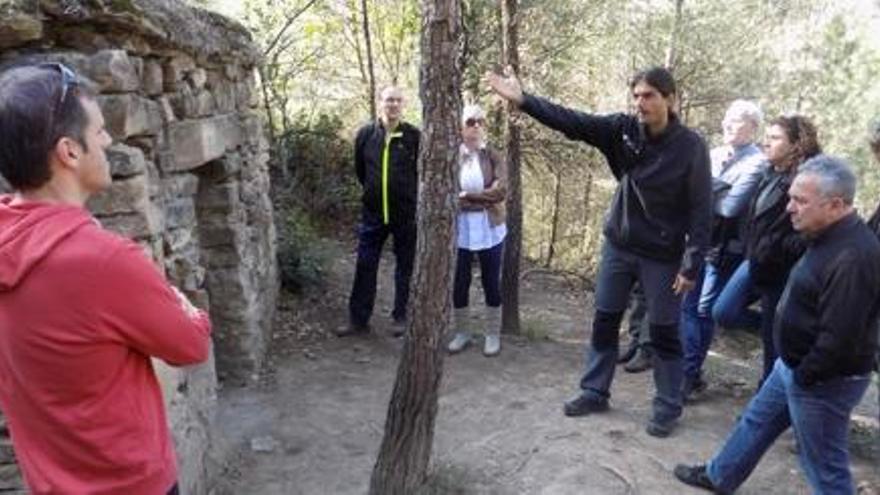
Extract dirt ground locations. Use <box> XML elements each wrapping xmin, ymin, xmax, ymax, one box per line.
<box><xmin>211</xmin><ymin>239</ymin><xmax>880</xmax><ymax>495</ymax></box>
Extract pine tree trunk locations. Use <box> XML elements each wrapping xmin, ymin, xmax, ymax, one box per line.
<box><xmin>664</xmin><ymin>0</ymin><xmax>684</xmax><ymax>70</ymax></box>
<box><xmin>360</xmin><ymin>0</ymin><xmax>377</xmax><ymax>121</ymax></box>
<box><xmin>546</xmin><ymin>170</ymin><xmax>562</xmax><ymax>268</ymax></box>
<box><xmin>500</xmin><ymin>0</ymin><xmax>522</xmax><ymax>335</ymax></box>
<box><xmin>368</xmin><ymin>1</ymin><xmax>462</xmax><ymax>493</ymax></box>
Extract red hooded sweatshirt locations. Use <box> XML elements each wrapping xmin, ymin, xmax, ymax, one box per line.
<box><xmin>0</xmin><ymin>196</ymin><xmax>212</xmax><ymax>494</ymax></box>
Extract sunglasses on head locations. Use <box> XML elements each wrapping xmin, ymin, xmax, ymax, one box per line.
<box><xmin>465</xmin><ymin>118</ymin><xmax>485</xmax><ymax>128</ymax></box>
<box><xmin>38</xmin><ymin>62</ymin><xmax>79</xmax><ymax>111</ymax></box>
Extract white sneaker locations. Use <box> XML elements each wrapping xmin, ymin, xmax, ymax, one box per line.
<box><xmin>447</xmin><ymin>332</ymin><xmax>472</xmax><ymax>354</ymax></box>
<box><xmin>483</xmin><ymin>334</ymin><xmax>501</xmax><ymax>357</ymax></box>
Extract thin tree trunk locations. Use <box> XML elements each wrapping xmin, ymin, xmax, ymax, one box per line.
<box><xmin>344</xmin><ymin>0</ymin><xmax>371</xmax><ymax>116</ymax></box>
<box><xmin>368</xmin><ymin>1</ymin><xmax>461</xmax><ymax>493</ymax></box>
<box><xmin>361</xmin><ymin>0</ymin><xmax>377</xmax><ymax>120</ymax></box>
<box><xmin>500</xmin><ymin>0</ymin><xmax>521</xmax><ymax>335</ymax></box>
<box><xmin>258</xmin><ymin>66</ymin><xmax>276</xmax><ymax>145</ymax></box>
<box><xmin>546</xmin><ymin>169</ymin><xmax>562</xmax><ymax>268</ymax></box>
<box><xmin>581</xmin><ymin>167</ymin><xmax>594</xmax><ymax>258</ymax></box>
<box><xmin>664</xmin><ymin>0</ymin><xmax>684</xmax><ymax>70</ymax></box>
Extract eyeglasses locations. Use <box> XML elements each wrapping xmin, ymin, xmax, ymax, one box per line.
<box><xmin>39</xmin><ymin>63</ymin><xmax>79</xmax><ymax>112</ymax></box>
<box><xmin>465</xmin><ymin>118</ymin><xmax>485</xmax><ymax>128</ymax></box>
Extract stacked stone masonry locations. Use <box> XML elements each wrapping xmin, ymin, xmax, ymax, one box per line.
<box><xmin>0</xmin><ymin>1</ymin><xmax>278</xmax><ymax>493</ymax></box>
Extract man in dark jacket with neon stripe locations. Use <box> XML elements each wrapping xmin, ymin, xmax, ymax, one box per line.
<box><xmin>486</xmin><ymin>66</ymin><xmax>712</xmax><ymax>437</ymax></box>
<box><xmin>341</xmin><ymin>85</ymin><xmax>421</xmax><ymax>337</ymax></box>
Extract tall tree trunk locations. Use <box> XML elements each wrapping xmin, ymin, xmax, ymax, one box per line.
<box><xmin>581</xmin><ymin>167</ymin><xmax>594</xmax><ymax>260</ymax></box>
<box><xmin>368</xmin><ymin>1</ymin><xmax>461</xmax><ymax>494</ymax></box>
<box><xmin>258</xmin><ymin>66</ymin><xmax>277</xmax><ymax>145</ymax></box>
<box><xmin>360</xmin><ymin>0</ymin><xmax>377</xmax><ymax>120</ymax></box>
<box><xmin>500</xmin><ymin>0</ymin><xmax>521</xmax><ymax>335</ymax></box>
<box><xmin>345</xmin><ymin>0</ymin><xmax>371</xmax><ymax>116</ymax></box>
<box><xmin>664</xmin><ymin>0</ymin><xmax>684</xmax><ymax>70</ymax></box>
<box><xmin>545</xmin><ymin>169</ymin><xmax>562</xmax><ymax>268</ymax></box>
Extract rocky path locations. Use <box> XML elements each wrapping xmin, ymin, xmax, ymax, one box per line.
<box><xmin>211</xmin><ymin>239</ymin><xmax>879</xmax><ymax>494</ymax></box>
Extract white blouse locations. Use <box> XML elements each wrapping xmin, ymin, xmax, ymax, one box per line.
<box><xmin>457</xmin><ymin>145</ymin><xmax>507</xmax><ymax>251</ymax></box>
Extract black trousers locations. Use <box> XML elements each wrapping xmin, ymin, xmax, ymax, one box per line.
<box><xmin>348</xmin><ymin>216</ymin><xmax>416</xmax><ymax>325</ymax></box>
<box><xmin>452</xmin><ymin>242</ymin><xmax>503</xmax><ymax>308</ymax></box>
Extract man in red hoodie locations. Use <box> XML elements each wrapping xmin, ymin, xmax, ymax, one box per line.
<box><xmin>0</xmin><ymin>64</ymin><xmax>212</xmax><ymax>494</ymax></box>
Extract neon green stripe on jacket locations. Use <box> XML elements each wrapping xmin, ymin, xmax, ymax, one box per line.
<box><xmin>382</xmin><ymin>130</ymin><xmax>403</xmax><ymax>225</ymax></box>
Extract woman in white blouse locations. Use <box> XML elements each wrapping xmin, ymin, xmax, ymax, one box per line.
<box><xmin>448</xmin><ymin>104</ymin><xmax>508</xmax><ymax>356</ymax></box>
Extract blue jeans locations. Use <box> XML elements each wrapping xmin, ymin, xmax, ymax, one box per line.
<box><xmin>712</xmin><ymin>260</ymin><xmax>784</xmax><ymax>382</ymax></box>
<box><xmin>680</xmin><ymin>259</ymin><xmax>738</xmax><ymax>379</ymax></box>
<box><xmin>453</xmin><ymin>242</ymin><xmax>503</xmax><ymax>308</ymax></box>
<box><xmin>712</xmin><ymin>260</ymin><xmax>760</xmax><ymax>330</ymax></box>
<box><xmin>707</xmin><ymin>359</ymin><xmax>870</xmax><ymax>494</ymax></box>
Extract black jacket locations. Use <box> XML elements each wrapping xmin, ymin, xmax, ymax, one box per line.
<box><xmin>354</xmin><ymin>121</ymin><xmax>420</xmax><ymax>225</ymax></box>
<box><xmin>774</xmin><ymin>213</ymin><xmax>880</xmax><ymax>386</ymax></box>
<box><xmin>867</xmin><ymin>202</ymin><xmax>880</xmax><ymax>236</ymax></box>
<box><xmin>520</xmin><ymin>94</ymin><xmax>712</xmax><ymax>278</ymax></box>
<box><xmin>867</xmin><ymin>202</ymin><xmax>880</xmax><ymax>369</ymax></box>
<box><xmin>743</xmin><ymin>167</ymin><xmax>805</xmax><ymax>289</ymax></box>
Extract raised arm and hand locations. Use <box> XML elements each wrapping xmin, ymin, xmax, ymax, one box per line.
<box><xmin>483</xmin><ymin>66</ymin><xmax>524</xmax><ymax>106</ymax></box>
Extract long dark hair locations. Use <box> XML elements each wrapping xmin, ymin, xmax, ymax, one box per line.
<box><xmin>768</xmin><ymin>115</ymin><xmax>821</xmax><ymax>171</ymax></box>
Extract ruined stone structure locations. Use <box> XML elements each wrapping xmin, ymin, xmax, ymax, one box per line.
<box><xmin>0</xmin><ymin>1</ymin><xmax>278</xmax><ymax>492</ymax></box>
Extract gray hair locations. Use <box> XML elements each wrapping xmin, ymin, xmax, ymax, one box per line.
<box><xmin>724</xmin><ymin>99</ymin><xmax>763</xmax><ymax>127</ymax></box>
<box><xmin>797</xmin><ymin>154</ymin><xmax>857</xmax><ymax>205</ymax></box>
<box><xmin>462</xmin><ymin>103</ymin><xmax>484</xmax><ymax>125</ymax></box>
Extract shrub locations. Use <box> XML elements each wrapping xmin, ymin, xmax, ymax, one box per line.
<box><xmin>271</xmin><ymin>113</ymin><xmax>359</xmax><ymax>291</ymax></box>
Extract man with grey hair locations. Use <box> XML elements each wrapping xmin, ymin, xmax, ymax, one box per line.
<box><xmin>680</xmin><ymin>99</ymin><xmax>766</xmax><ymax>400</ymax></box>
<box><xmin>675</xmin><ymin>155</ymin><xmax>880</xmax><ymax>494</ymax></box>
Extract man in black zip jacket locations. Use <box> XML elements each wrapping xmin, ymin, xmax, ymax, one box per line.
<box><xmin>675</xmin><ymin>155</ymin><xmax>880</xmax><ymax>494</ymax></box>
<box><xmin>340</xmin><ymin>85</ymin><xmax>420</xmax><ymax>337</ymax></box>
<box><xmin>486</xmin><ymin>66</ymin><xmax>712</xmax><ymax>437</ymax></box>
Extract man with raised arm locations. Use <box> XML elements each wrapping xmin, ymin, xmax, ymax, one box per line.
<box><xmin>486</xmin><ymin>66</ymin><xmax>712</xmax><ymax>437</ymax></box>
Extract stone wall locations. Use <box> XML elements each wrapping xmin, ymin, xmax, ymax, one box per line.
<box><xmin>0</xmin><ymin>1</ymin><xmax>278</xmax><ymax>493</ymax></box>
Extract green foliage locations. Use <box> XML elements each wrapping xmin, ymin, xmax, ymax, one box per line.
<box><xmin>272</xmin><ymin>113</ymin><xmax>359</xmax><ymax>290</ymax></box>
<box><xmin>275</xmin><ymin>205</ymin><xmax>330</xmax><ymax>292</ymax></box>
<box><xmin>274</xmin><ymin>113</ymin><xmax>360</xmax><ymax>222</ymax></box>
<box><xmin>231</xmin><ymin>0</ymin><xmax>880</xmax><ymax>277</ymax></box>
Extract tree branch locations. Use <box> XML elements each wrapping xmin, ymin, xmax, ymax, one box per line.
<box><xmin>263</xmin><ymin>0</ymin><xmax>321</xmax><ymax>57</ymax></box>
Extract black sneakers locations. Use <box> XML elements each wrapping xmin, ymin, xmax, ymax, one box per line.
<box><xmin>390</xmin><ymin>317</ymin><xmax>407</xmax><ymax>338</ymax></box>
<box><xmin>623</xmin><ymin>348</ymin><xmax>653</xmax><ymax>373</ymax></box>
<box><xmin>673</xmin><ymin>464</ymin><xmax>720</xmax><ymax>493</ymax></box>
<box><xmin>563</xmin><ymin>393</ymin><xmax>609</xmax><ymax>417</ymax></box>
<box><xmin>683</xmin><ymin>374</ymin><xmax>708</xmax><ymax>403</ymax></box>
<box><xmin>645</xmin><ymin>417</ymin><xmax>677</xmax><ymax>437</ymax></box>
<box><xmin>617</xmin><ymin>344</ymin><xmax>638</xmax><ymax>364</ymax></box>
